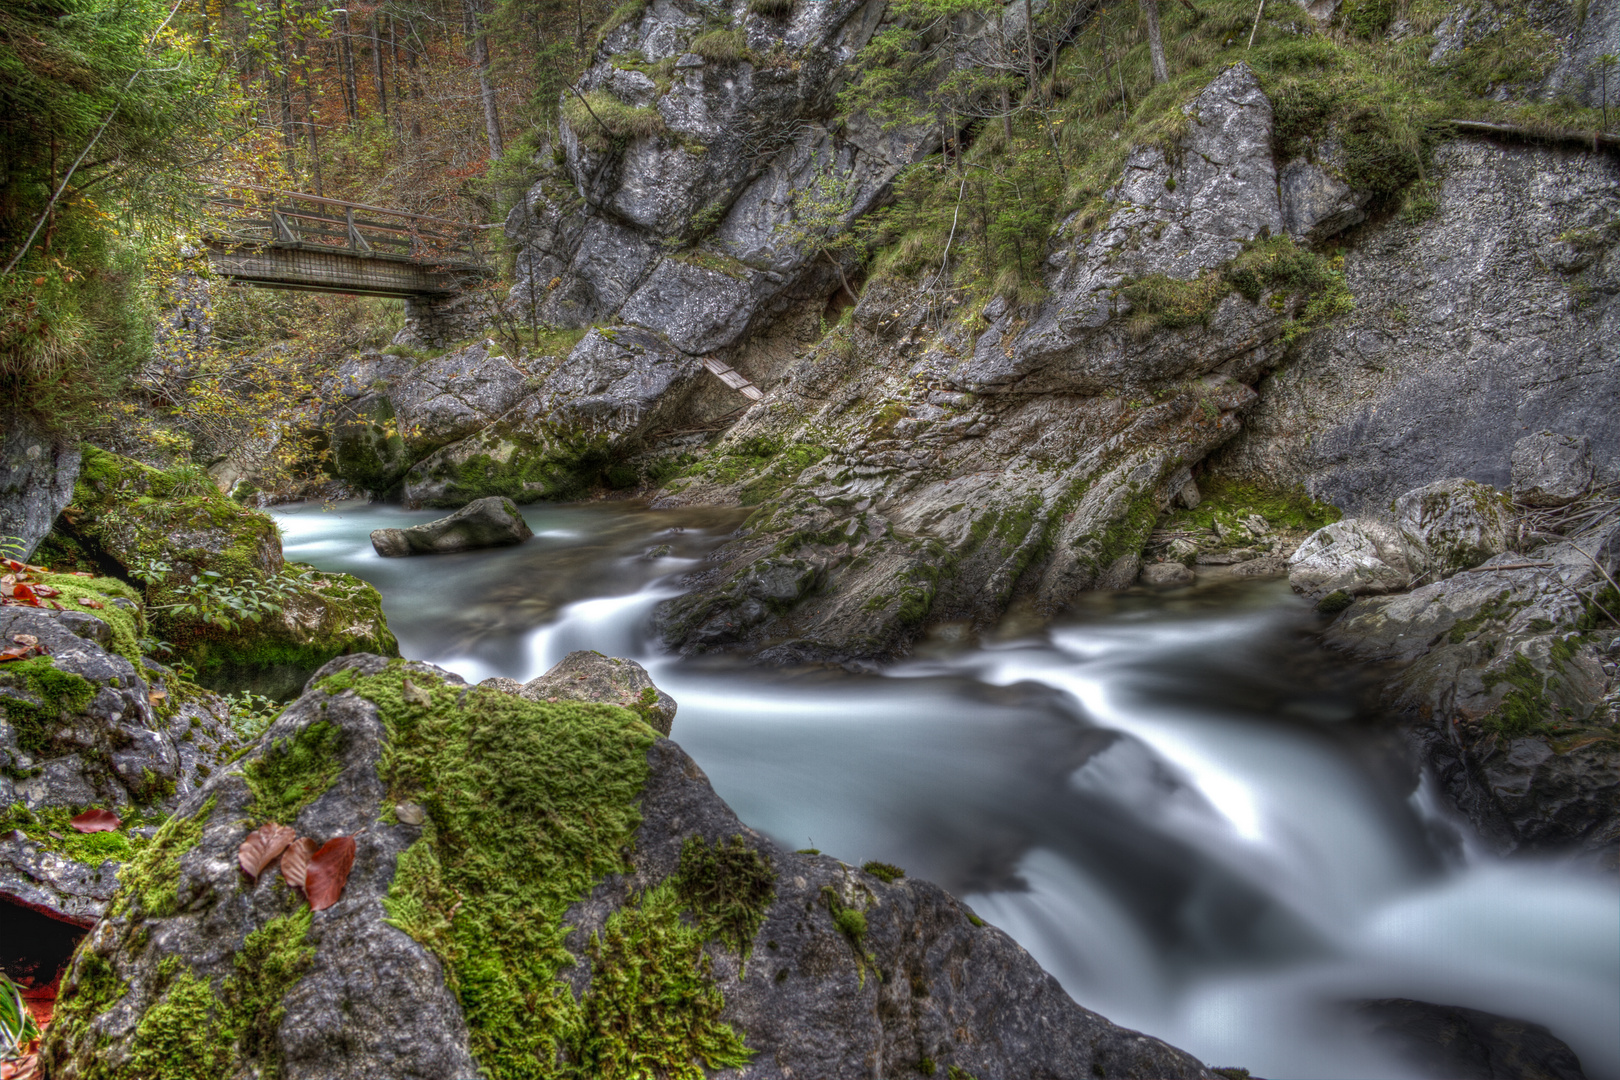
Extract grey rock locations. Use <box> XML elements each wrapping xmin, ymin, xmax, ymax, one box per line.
<box><xmin>0</xmin><ymin>412</ymin><xmax>81</xmax><ymax>561</ymax></box>
<box><xmin>1214</xmin><ymin>140</ymin><xmax>1620</xmax><ymax>514</ymax></box>
<box><xmin>1393</xmin><ymin>477</ymin><xmax>1512</xmax><ymax>578</ymax></box>
<box><xmin>370</xmin><ymin>496</ymin><xmax>533</xmax><ymax>556</ymax></box>
<box><xmin>1279</xmin><ymin>154</ymin><xmax>1368</xmax><ymax>242</ymax></box>
<box><xmin>1287</xmin><ymin>518</ymin><xmax>1425</xmax><ymax>601</ymax></box>
<box><xmin>950</xmin><ymin>63</ymin><xmax>1287</xmax><ymax>396</ymax></box>
<box><xmin>1511</xmin><ymin>431</ymin><xmax>1593</xmax><ymax>507</ymax></box>
<box><xmin>1141</xmin><ymin>561</ymin><xmax>1195</xmax><ymax>586</ymax></box>
<box><xmin>1230</xmin><ymin>554</ymin><xmax>1288</xmax><ymax>577</ymax></box>
<box><xmin>0</xmin><ymin>606</ymin><xmax>233</xmax><ymax>924</ymax></box>
<box><xmin>1324</xmin><ymin>524</ymin><xmax>1620</xmax><ymax>861</ymax></box>
<box><xmin>42</xmin><ymin>653</ymin><xmax>1215</xmax><ymax>1080</ymax></box>
<box><xmin>1354</xmin><ymin>998</ymin><xmax>1589</xmax><ymax>1080</ymax></box>
<box><xmin>518</xmin><ymin>650</ymin><xmax>676</xmax><ymax>736</ymax></box>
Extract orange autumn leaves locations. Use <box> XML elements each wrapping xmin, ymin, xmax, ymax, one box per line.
<box><xmin>238</xmin><ymin>822</ymin><xmax>356</xmax><ymax>912</ymax></box>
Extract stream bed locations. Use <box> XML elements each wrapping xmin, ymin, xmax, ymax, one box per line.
<box><xmin>274</xmin><ymin>499</ymin><xmax>1620</xmax><ymax>1080</ymax></box>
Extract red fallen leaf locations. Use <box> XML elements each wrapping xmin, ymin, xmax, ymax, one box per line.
<box><xmin>76</xmin><ymin>597</ymin><xmax>103</xmax><ymax>609</ymax></box>
<box><xmin>238</xmin><ymin>822</ymin><xmax>296</xmax><ymax>881</ymax></box>
<box><xmin>11</xmin><ymin>583</ymin><xmax>39</xmax><ymax>605</ymax></box>
<box><xmin>0</xmin><ymin>648</ymin><xmax>31</xmax><ymax>662</ymax></box>
<box><xmin>30</xmin><ymin>585</ymin><xmax>59</xmax><ymax>598</ymax></box>
<box><xmin>69</xmin><ymin>808</ymin><xmax>121</xmax><ymax>833</ymax></box>
<box><xmin>303</xmin><ymin>836</ymin><xmax>357</xmax><ymax>911</ymax></box>
<box><xmin>281</xmin><ymin>836</ymin><xmax>318</xmax><ymax>891</ymax></box>
<box><xmin>48</xmin><ymin>601</ymin><xmax>63</xmax><ymax>610</ymax></box>
<box><xmin>5</xmin><ymin>560</ymin><xmax>22</xmax><ymax>573</ymax></box>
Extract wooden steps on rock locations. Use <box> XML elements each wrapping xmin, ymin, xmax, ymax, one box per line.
<box><xmin>701</xmin><ymin>357</ymin><xmax>764</xmax><ymax>401</ymax></box>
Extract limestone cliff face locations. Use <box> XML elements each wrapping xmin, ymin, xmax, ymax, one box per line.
<box><xmin>1217</xmin><ymin>139</ymin><xmax>1620</xmax><ymax>515</ymax></box>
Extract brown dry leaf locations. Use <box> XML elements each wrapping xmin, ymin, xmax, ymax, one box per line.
<box><xmin>0</xmin><ymin>648</ymin><xmax>30</xmax><ymax>662</ymax></box>
<box><xmin>76</xmin><ymin>597</ymin><xmax>103</xmax><ymax>609</ymax></box>
<box><xmin>238</xmin><ymin>823</ymin><xmax>296</xmax><ymax>881</ymax></box>
<box><xmin>148</xmin><ymin>689</ymin><xmax>167</xmax><ymax>705</ymax></box>
<box><xmin>281</xmin><ymin>837</ymin><xmax>318</xmax><ymax>891</ymax></box>
<box><xmin>11</xmin><ymin>635</ymin><xmax>37</xmax><ymax>647</ymax></box>
<box><xmin>69</xmin><ymin>809</ymin><xmax>120</xmax><ymax>833</ymax></box>
<box><xmin>304</xmin><ymin>836</ymin><xmax>357</xmax><ymax>911</ymax></box>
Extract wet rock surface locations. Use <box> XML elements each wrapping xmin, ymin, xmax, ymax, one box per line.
<box><xmin>370</xmin><ymin>496</ymin><xmax>533</xmax><ymax>557</ymax></box>
<box><xmin>1322</xmin><ymin>511</ymin><xmax>1620</xmax><ymax>863</ymax></box>
<box><xmin>42</xmin><ymin>653</ymin><xmax>1218</xmax><ymax>1080</ymax></box>
<box><xmin>1354</xmin><ymin>998</ymin><xmax>1589</xmax><ymax>1080</ymax></box>
<box><xmin>0</xmin><ymin>605</ymin><xmax>233</xmax><ymax>924</ymax></box>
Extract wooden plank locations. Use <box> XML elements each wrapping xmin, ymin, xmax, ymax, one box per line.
<box><xmin>701</xmin><ymin>357</ymin><xmax>764</xmax><ymax>401</ymax></box>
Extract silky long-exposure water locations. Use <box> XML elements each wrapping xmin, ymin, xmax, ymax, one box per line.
<box><xmin>275</xmin><ymin>499</ymin><xmax>1620</xmax><ymax>1080</ymax></box>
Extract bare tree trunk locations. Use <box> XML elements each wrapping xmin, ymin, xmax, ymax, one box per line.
<box><xmin>335</xmin><ymin>5</ymin><xmax>359</xmax><ymax>126</ymax></box>
<box><xmin>467</xmin><ymin>0</ymin><xmax>505</xmax><ymax>158</ymax></box>
<box><xmin>1022</xmin><ymin>0</ymin><xmax>1038</xmax><ymax>97</ymax></box>
<box><xmin>371</xmin><ymin>9</ymin><xmax>389</xmax><ymax>124</ymax></box>
<box><xmin>276</xmin><ymin>0</ymin><xmax>297</xmax><ymax>175</ymax></box>
<box><xmin>303</xmin><ymin>64</ymin><xmax>324</xmax><ymax>195</ymax></box>
<box><xmin>1141</xmin><ymin>0</ymin><xmax>1168</xmax><ymax>84</ymax></box>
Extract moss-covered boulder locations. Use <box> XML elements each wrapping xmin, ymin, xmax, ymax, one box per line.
<box><xmin>42</xmin><ymin>653</ymin><xmax>1218</xmax><ymax>1080</ymax></box>
<box><xmin>1</xmin><ymin>600</ymin><xmax>234</xmax><ymax>926</ymax></box>
<box><xmin>515</xmin><ymin>650</ymin><xmax>676</xmax><ymax>735</ymax></box>
<box><xmin>46</xmin><ymin>446</ymin><xmax>398</xmax><ymax>697</ymax></box>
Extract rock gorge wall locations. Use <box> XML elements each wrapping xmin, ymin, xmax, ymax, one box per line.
<box><xmin>323</xmin><ymin>0</ymin><xmax>1620</xmax><ymax>664</ymax></box>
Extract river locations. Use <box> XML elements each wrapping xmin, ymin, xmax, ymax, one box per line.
<box><xmin>273</xmin><ymin>498</ymin><xmax>1620</xmax><ymax>1080</ymax></box>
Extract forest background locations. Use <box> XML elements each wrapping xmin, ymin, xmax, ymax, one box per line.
<box><xmin>2</xmin><ymin>0</ymin><xmax>1613</xmax><ymax>492</ymax></box>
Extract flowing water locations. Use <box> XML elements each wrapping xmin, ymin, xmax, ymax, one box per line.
<box><xmin>275</xmin><ymin>499</ymin><xmax>1620</xmax><ymax>1080</ymax></box>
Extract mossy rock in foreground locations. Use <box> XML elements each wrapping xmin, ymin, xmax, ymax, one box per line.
<box><xmin>43</xmin><ymin>653</ymin><xmax>1215</xmax><ymax>1080</ymax></box>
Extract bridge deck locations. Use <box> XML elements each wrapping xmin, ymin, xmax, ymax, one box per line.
<box><xmin>204</xmin><ymin>184</ymin><xmax>489</xmax><ymax>298</ymax></box>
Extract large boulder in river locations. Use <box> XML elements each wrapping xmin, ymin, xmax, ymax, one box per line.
<box><xmin>370</xmin><ymin>496</ymin><xmax>533</xmax><ymax>557</ymax></box>
<box><xmin>1393</xmin><ymin>478</ymin><xmax>1513</xmax><ymax>579</ymax></box>
<box><xmin>42</xmin><ymin>447</ymin><xmax>398</xmax><ymax>698</ymax></box>
<box><xmin>517</xmin><ymin>650</ymin><xmax>676</xmax><ymax>736</ymax></box>
<box><xmin>1</xmin><ymin>599</ymin><xmax>233</xmax><ymax>926</ymax></box>
<box><xmin>42</xmin><ymin>653</ymin><xmax>1218</xmax><ymax>1080</ymax></box>
<box><xmin>1287</xmin><ymin>518</ymin><xmax>1426</xmax><ymax>603</ymax></box>
<box><xmin>1511</xmin><ymin>432</ymin><xmax>1594</xmax><ymax>508</ymax></box>
<box><xmin>1323</xmin><ymin>517</ymin><xmax>1620</xmax><ymax>863</ymax></box>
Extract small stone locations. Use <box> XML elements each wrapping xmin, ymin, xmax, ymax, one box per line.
<box><xmin>372</xmin><ymin>496</ymin><xmax>533</xmax><ymax>557</ymax></box>
<box><xmin>395</xmin><ymin>803</ymin><xmax>425</xmax><ymax>826</ymax></box>
<box><xmin>1140</xmin><ymin>562</ymin><xmax>1195</xmax><ymax>587</ymax></box>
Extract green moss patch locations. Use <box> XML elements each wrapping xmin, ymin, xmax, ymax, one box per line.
<box><xmin>243</xmin><ymin>720</ymin><xmax>344</xmax><ymax>826</ymax></box>
<box><xmin>0</xmin><ymin>656</ymin><xmax>97</xmax><ymax>756</ymax></box>
<box><xmin>112</xmin><ymin>795</ymin><xmax>216</xmax><ymax>920</ymax></box>
<box><xmin>33</xmin><ymin>572</ymin><xmax>146</xmax><ymax>662</ymax></box>
<box><xmin>576</xmin><ymin>882</ymin><xmax>754</xmax><ymax>1078</ymax></box>
<box><xmin>672</xmin><ymin>834</ymin><xmax>777</xmax><ymax>960</ymax></box>
<box><xmin>1164</xmin><ymin>475</ymin><xmax>1342</xmax><ymax>536</ymax></box>
<box><xmin>341</xmin><ymin>666</ymin><xmax>756</xmax><ymax>1078</ymax></box>
<box><xmin>0</xmin><ymin>803</ymin><xmax>166</xmax><ymax>864</ymax></box>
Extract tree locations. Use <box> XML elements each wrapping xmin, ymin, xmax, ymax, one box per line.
<box><xmin>1141</xmin><ymin>0</ymin><xmax>1168</xmax><ymax>84</ymax></box>
<box><xmin>779</xmin><ymin>158</ymin><xmax>866</xmax><ymax>302</ymax></box>
<box><xmin>0</xmin><ymin>0</ymin><xmax>231</xmax><ymax>426</ymax></box>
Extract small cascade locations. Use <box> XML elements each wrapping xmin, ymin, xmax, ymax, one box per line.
<box><xmin>275</xmin><ymin>500</ymin><xmax>1620</xmax><ymax>1080</ymax></box>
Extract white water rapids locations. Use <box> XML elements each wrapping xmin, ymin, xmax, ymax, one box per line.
<box><xmin>274</xmin><ymin>499</ymin><xmax>1619</xmax><ymax>1080</ymax></box>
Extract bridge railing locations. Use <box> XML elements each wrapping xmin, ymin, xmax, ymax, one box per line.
<box><xmin>204</xmin><ymin>184</ymin><xmax>485</xmax><ymax>268</ymax></box>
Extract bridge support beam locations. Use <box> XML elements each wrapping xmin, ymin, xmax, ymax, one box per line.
<box><xmin>396</xmin><ymin>291</ymin><xmax>495</xmax><ymax>350</ymax></box>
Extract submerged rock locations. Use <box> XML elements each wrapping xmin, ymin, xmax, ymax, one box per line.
<box><xmin>1511</xmin><ymin>432</ymin><xmax>1594</xmax><ymax>508</ymax></box>
<box><xmin>1141</xmin><ymin>561</ymin><xmax>1196</xmax><ymax>587</ymax></box>
<box><xmin>1354</xmin><ymin>998</ymin><xmax>1588</xmax><ymax>1080</ymax></box>
<box><xmin>0</xmin><ymin>603</ymin><xmax>233</xmax><ymax>925</ymax></box>
<box><xmin>511</xmin><ymin>650</ymin><xmax>676</xmax><ymax>736</ymax></box>
<box><xmin>370</xmin><ymin>496</ymin><xmax>533</xmax><ymax>557</ymax></box>
<box><xmin>42</xmin><ymin>653</ymin><xmax>1218</xmax><ymax>1080</ymax></box>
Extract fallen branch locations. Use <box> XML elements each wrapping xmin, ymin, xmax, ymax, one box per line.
<box><xmin>1448</xmin><ymin>119</ymin><xmax>1620</xmax><ymax>154</ymax></box>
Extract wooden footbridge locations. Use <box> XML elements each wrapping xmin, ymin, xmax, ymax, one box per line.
<box><xmin>203</xmin><ymin>184</ymin><xmax>490</xmax><ymax>298</ymax></box>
